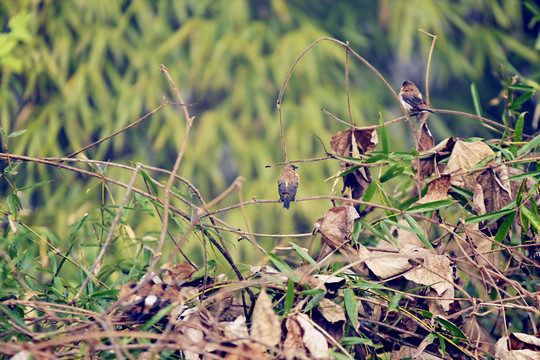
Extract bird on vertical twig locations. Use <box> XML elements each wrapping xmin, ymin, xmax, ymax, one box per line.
<box><xmin>278</xmin><ymin>164</ymin><xmax>299</xmax><ymax>209</ymax></box>
<box><xmin>399</xmin><ymin>80</ymin><xmax>434</xmax><ymax>114</ymax></box>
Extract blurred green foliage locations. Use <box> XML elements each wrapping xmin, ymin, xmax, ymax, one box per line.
<box><xmin>0</xmin><ymin>0</ymin><xmax>538</xmax><ymax>278</ymax></box>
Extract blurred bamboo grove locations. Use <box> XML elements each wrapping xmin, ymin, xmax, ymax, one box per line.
<box><xmin>0</xmin><ymin>1</ymin><xmax>538</xmax><ymax>272</ymax></box>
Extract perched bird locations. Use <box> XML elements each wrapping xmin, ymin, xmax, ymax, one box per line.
<box><xmin>399</xmin><ymin>80</ymin><xmax>434</xmax><ymax>114</ymax></box>
<box><xmin>278</xmin><ymin>164</ymin><xmax>299</xmax><ymax>209</ymax></box>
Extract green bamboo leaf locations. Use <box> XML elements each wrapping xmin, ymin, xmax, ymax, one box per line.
<box><xmin>7</xmin><ymin>129</ymin><xmax>27</xmax><ymax>138</ymax></box>
<box><xmin>283</xmin><ymin>279</ymin><xmax>295</xmax><ymax>316</ymax></box>
<box><xmin>343</xmin><ymin>288</ymin><xmax>358</xmax><ymax>328</ymax></box>
<box><xmin>507</xmin><ymin>170</ymin><xmax>540</xmax><ymax>181</ymax></box>
<box><xmin>300</xmin><ymin>288</ymin><xmax>325</xmax><ymax>296</ymax></box>
<box><xmin>268</xmin><ymin>253</ymin><xmax>299</xmax><ymax>282</ymax></box>
<box><xmin>140</xmin><ymin>169</ymin><xmax>159</xmax><ymax>196</ymax></box>
<box><xmin>379</xmin><ymin>164</ymin><xmax>404</xmax><ymax>183</ymax></box>
<box><xmin>0</xmin><ymin>304</ymin><xmax>28</xmax><ymax>331</ymax></box>
<box><xmin>141</xmin><ymin>304</ymin><xmax>176</xmax><ymax>331</ymax></box>
<box><xmin>508</xmin><ymin>84</ymin><xmax>535</xmax><ymax>91</ymax></box>
<box><xmin>341</xmin><ymin>337</ymin><xmax>374</xmax><ymax>346</ymax></box>
<box><xmin>509</xmin><ymin>93</ymin><xmax>532</xmax><ymax>110</ymax></box>
<box><xmin>470</xmin><ymin>83</ymin><xmax>483</xmax><ymax>117</ymax></box>
<box><xmin>404</xmin><ymin>214</ymin><xmax>434</xmax><ymax>250</ymax></box>
<box><xmin>517</xmin><ymin>133</ymin><xmax>540</xmax><ymax>156</ymax></box>
<box><xmin>379</xmin><ymin>112</ymin><xmax>388</xmax><ymax>154</ymax></box>
<box><xmin>387</xmin><ymin>293</ymin><xmax>402</xmax><ymax>314</ymax></box>
<box><xmin>191</xmin><ymin>260</ymin><xmax>216</xmax><ymax>280</ymax></box>
<box><xmin>18</xmin><ymin>179</ymin><xmax>52</xmax><ymax>192</ymax></box>
<box><xmin>513</xmin><ymin>112</ymin><xmax>526</xmax><ymax>141</ymax></box>
<box><xmin>436</xmin><ymin>316</ymin><xmax>467</xmax><ymax>339</ymax></box>
<box><xmin>7</xmin><ymin>193</ymin><xmax>22</xmax><ymax>217</ymax></box>
<box><xmin>407</xmin><ymin>200</ymin><xmax>455</xmax><ymax>213</ymax></box>
<box><xmin>465</xmin><ymin>208</ymin><xmax>515</xmax><ymax>224</ymax></box>
<box><xmin>494</xmin><ymin>211</ymin><xmax>516</xmax><ymax>244</ymax></box>
<box><xmin>291</xmin><ymin>243</ymin><xmax>318</xmax><ymax>267</ymax></box>
<box><xmin>521</xmin><ymin>206</ymin><xmax>540</xmax><ymax>232</ymax></box>
<box><xmin>303</xmin><ymin>292</ymin><xmax>325</xmax><ymax>313</ymax></box>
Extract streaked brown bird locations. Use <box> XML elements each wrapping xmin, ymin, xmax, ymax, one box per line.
<box><xmin>399</xmin><ymin>80</ymin><xmax>434</xmax><ymax>114</ymax></box>
<box><xmin>278</xmin><ymin>164</ymin><xmax>299</xmax><ymax>209</ymax></box>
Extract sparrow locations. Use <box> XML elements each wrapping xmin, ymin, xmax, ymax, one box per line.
<box><xmin>399</xmin><ymin>80</ymin><xmax>434</xmax><ymax>114</ymax></box>
<box><xmin>278</xmin><ymin>164</ymin><xmax>299</xmax><ymax>209</ymax></box>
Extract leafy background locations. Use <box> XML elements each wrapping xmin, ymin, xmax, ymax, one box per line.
<box><xmin>1</xmin><ymin>0</ymin><xmax>539</xmax><ymax>295</ymax></box>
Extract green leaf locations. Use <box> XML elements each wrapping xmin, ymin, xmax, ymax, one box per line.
<box><xmin>341</xmin><ymin>336</ymin><xmax>374</xmax><ymax>346</ymax></box>
<box><xmin>141</xmin><ymin>304</ymin><xmax>176</xmax><ymax>331</ymax></box>
<box><xmin>268</xmin><ymin>253</ymin><xmax>299</xmax><ymax>282</ymax></box>
<box><xmin>513</xmin><ymin>112</ymin><xmax>526</xmax><ymax>141</ymax></box>
<box><xmin>465</xmin><ymin>208</ymin><xmax>515</xmax><ymax>224</ymax></box>
<box><xmin>17</xmin><ymin>180</ymin><xmax>53</xmax><ymax>192</ymax></box>
<box><xmin>436</xmin><ymin>316</ymin><xmax>467</xmax><ymax>339</ymax></box>
<box><xmin>0</xmin><ymin>304</ymin><xmax>28</xmax><ymax>330</ymax></box>
<box><xmin>379</xmin><ymin>112</ymin><xmax>388</xmax><ymax>154</ymax></box>
<box><xmin>387</xmin><ymin>293</ymin><xmax>402</xmax><ymax>314</ymax></box>
<box><xmin>6</xmin><ymin>129</ymin><xmax>27</xmax><ymax>138</ymax></box>
<box><xmin>438</xmin><ymin>333</ymin><xmax>446</xmax><ymax>357</ymax></box>
<box><xmin>283</xmin><ymin>279</ymin><xmax>295</xmax><ymax>316</ymax></box>
<box><xmin>494</xmin><ymin>211</ymin><xmax>516</xmax><ymax>244</ymax></box>
<box><xmin>300</xmin><ymin>288</ymin><xmax>325</xmax><ymax>296</ymax></box>
<box><xmin>343</xmin><ymin>288</ymin><xmax>358</xmax><ymax>328</ymax></box>
<box><xmin>404</xmin><ymin>214</ymin><xmax>434</xmax><ymax>250</ymax></box>
<box><xmin>470</xmin><ymin>83</ymin><xmax>483</xmax><ymax>117</ymax></box>
<box><xmin>407</xmin><ymin>200</ymin><xmax>455</xmax><ymax>213</ymax></box>
<box><xmin>303</xmin><ymin>292</ymin><xmax>325</xmax><ymax>313</ymax></box>
<box><xmin>517</xmin><ymin>133</ymin><xmax>540</xmax><ymax>156</ymax></box>
<box><xmin>509</xmin><ymin>93</ymin><xmax>532</xmax><ymax>110</ymax></box>
<box><xmin>507</xmin><ymin>170</ymin><xmax>540</xmax><ymax>181</ymax></box>
<box><xmin>291</xmin><ymin>243</ymin><xmax>318</xmax><ymax>267</ymax></box>
<box><xmin>508</xmin><ymin>84</ymin><xmax>535</xmax><ymax>92</ymax></box>
<box><xmin>191</xmin><ymin>260</ymin><xmax>216</xmax><ymax>280</ymax></box>
<box><xmin>359</xmin><ymin>182</ymin><xmax>376</xmax><ymax>212</ymax></box>
<box><xmin>379</xmin><ymin>164</ymin><xmax>404</xmax><ymax>183</ymax></box>
<box><xmin>140</xmin><ymin>169</ymin><xmax>159</xmax><ymax>195</ymax></box>
<box><xmin>521</xmin><ymin>206</ymin><xmax>540</xmax><ymax>232</ymax></box>
<box><xmin>7</xmin><ymin>193</ymin><xmax>22</xmax><ymax>217</ymax></box>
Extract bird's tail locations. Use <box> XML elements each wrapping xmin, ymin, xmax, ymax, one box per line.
<box><xmin>282</xmin><ymin>196</ymin><xmax>290</xmax><ymax>209</ymax></box>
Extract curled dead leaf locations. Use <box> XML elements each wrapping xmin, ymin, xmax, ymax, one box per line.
<box><xmin>330</xmin><ymin>128</ymin><xmax>377</xmax><ymax>200</ymax></box>
<box><xmin>313</xmin><ymin>206</ymin><xmax>370</xmax><ymax>274</ymax></box>
<box><xmin>250</xmin><ymin>288</ymin><xmax>281</xmax><ymax>348</ymax></box>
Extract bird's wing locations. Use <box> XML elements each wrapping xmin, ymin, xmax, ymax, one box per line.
<box><xmin>279</xmin><ymin>182</ymin><xmax>297</xmax><ymax>199</ymax></box>
<box><xmin>403</xmin><ymin>92</ymin><xmax>426</xmax><ymax>109</ymax></box>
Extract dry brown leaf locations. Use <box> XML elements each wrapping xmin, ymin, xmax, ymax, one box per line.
<box><xmin>462</xmin><ymin>316</ymin><xmax>495</xmax><ymax>354</ymax></box>
<box><xmin>318</xmin><ymin>298</ymin><xmax>346</xmax><ymax>324</ymax></box>
<box><xmin>495</xmin><ymin>334</ymin><xmax>540</xmax><ymax>360</ymax></box>
<box><xmin>223</xmin><ymin>342</ymin><xmax>269</xmax><ymax>360</ymax></box>
<box><xmin>414</xmin><ymin>174</ymin><xmax>451</xmax><ymax>205</ymax></box>
<box><xmin>412</xmin><ymin>122</ymin><xmax>437</xmax><ymax>181</ymax></box>
<box><xmin>222</xmin><ymin>315</ymin><xmax>249</xmax><ymax>341</ymax></box>
<box><xmin>250</xmin><ymin>288</ymin><xmax>281</xmax><ymax>348</ymax></box>
<box><xmin>413</xmin><ymin>137</ymin><xmax>456</xmax><ymax>182</ymax></box>
<box><xmin>313</xmin><ymin>206</ymin><xmax>370</xmax><ymax>274</ymax></box>
<box><xmin>402</xmin><ymin>247</ymin><xmax>454</xmax><ymax>312</ymax></box>
<box><xmin>330</xmin><ymin>128</ymin><xmax>377</xmax><ymax>200</ymax></box>
<box><xmin>295</xmin><ymin>314</ymin><xmax>330</xmax><ymax>360</ymax></box>
<box><xmin>510</xmin><ymin>333</ymin><xmax>540</xmax><ymax>350</ymax></box>
<box><xmin>443</xmin><ymin>140</ymin><xmax>495</xmax><ymax>190</ymax></box>
<box><xmin>284</xmin><ymin>316</ymin><xmax>308</xmax><ymax>360</ymax></box>
<box><xmin>473</xmin><ymin>167</ymin><xmax>538</xmax><ymax>215</ymax></box>
<box><xmin>364</xmin><ymin>253</ymin><xmax>413</xmax><ymax>279</ymax></box>
<box><xmin>391</xmin><ymin>345</ymin><xmax>445</xmax><ymax>360</ymax></box>
<box><xmin>472</xmin><ymin>166</ymin><xmax>538</xmax><ymax>234</ymax></box>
